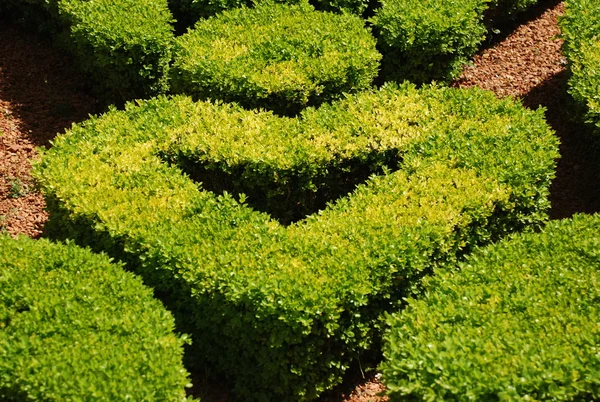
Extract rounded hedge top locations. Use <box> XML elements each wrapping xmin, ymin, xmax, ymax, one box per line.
<box><xmin>171</xmin><ymin>1</ymin><xmax>381</xmax><ymax>115</ymax></box>
<box><xmin>35</xmin><ymin>83</ymin><xmax>558</xmax><ymax>400</ymax></box>
<box><xmin>381</xmin><ymin>213</ymin><xmax>600</xmax><ymax>401</ymax></box>
<box><xmin>0</xmin><ymin>236</ymin><xmax>191</xmax><ymax>401</ymax></box>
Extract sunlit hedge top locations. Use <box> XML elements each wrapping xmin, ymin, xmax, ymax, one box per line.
<box><xmin>381</xmin><ymin>213</ymin><xmax>600</xmax><ymax>401</ymax></box>
<box><xmin>171</xmin><ymin>1</ymin><xmax>381</xmax><ymax>115</ymax></box>
<box><xmin>0</xmin><ymin>236</ymin><xmax>191</xmax><ymax>401</ymax></box>
<box><xmin>35</xmin><ymin>83</ymin><xmax>558</xmax><ymax>400</ymax></box>
<box><xmin>562</xmin><ymin>0</ymin><xmax>600</xmax><ymax>131</ymax></box>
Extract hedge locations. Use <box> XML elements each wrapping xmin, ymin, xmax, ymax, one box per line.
<box><xmin>371</xmin><ymin>0</ymin><xmax>539</xmax><ymax>83</ymax></box>
<box><xmin>171</xmin><ymin>2</ymin><xmax>381</xmax><ymax>116</ymax></box>
<box><xmin>34</xmin><ymin>83</ymin><xmax>559</xmax><ymax>401</ymax></box>
<box><xmin>167</xmin><ymin>0</ymin><xmax>367</xmax><ymax>27</ymax></box>
<box><xmin>561</xmin><ymin>0</ymin><xmax>600</xmax><ymax>131</ymax></box>
<box><xmin>0</xmin><ymin>236</ymin><xmax>191</xmax><ymax>401</ymax></box>
<box><xmin>2</xmin><ymin>0</ymin><xmax>174</xmax><ymax>103</ymax></box>
<box><xmin>381</xmin><ymin>213</ymin><xmax>600</xmax><ymax>401</ymax></box>
<box><xmin>492</xmin><ymin>0</ymin><xmax>539</xmax><ymax>18</ymax></box>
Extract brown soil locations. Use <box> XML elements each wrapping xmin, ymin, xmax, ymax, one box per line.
<box><xmin>0</xmin><ymin>25</ymin><xmax>98</xmax><ymax>237</ymax></box>
<box><xmin>1</xmin><ymin>0</ymin><xmax>598</xmax><ymax>400</ymax></box>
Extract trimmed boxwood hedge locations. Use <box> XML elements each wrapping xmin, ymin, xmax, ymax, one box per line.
<box><xmin>381</xmin><ymin>213</ymin><xmax>600</xmax><ymax>401</ymax></box>
<box><xmin>0</xmin><ymin>235</ymin><xmax>191</xmax><ymax>401</ymax></box>
<box><xmin>561</xmin><ymin>0</ymin><xmax>600</xmax><ymax>131</ymax></box>
<box><xmin>167</xmin><ymin>0</ymin><xmax>367</xmax><ymax>27</ymax></box>
<box><xmin>2</xmin><ymin>0</ymin><xmax>174</xmax><ymax>103</ymax></box>
<box><xmin>171</xmin><ymin>2</ymin><xmax>381</xmax><ymax>116</ymax></box>
<box><xmin>371</xmin><ymin>0</ymin><xmax>539</xmax><ymax>83</ymax></box>
<box><xmin>34</xmin><ymin>83</ymin><xmax>558</xmax><ymax>401</ymax></box>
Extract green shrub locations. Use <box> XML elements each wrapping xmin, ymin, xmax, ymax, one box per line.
<box><xmin>561</xmin><ymin>0</ymin><xmax>600</xmax><ymax>131</ymax></box>
<box><xmin>2</xmin><ymin>0</ymin><xmax>174</xmax><ymax>103</ymax></box>
<box><xmin>371</xmin><ymin>0</ymin><xmax>539</xmax><ymax>83</ymax></box>
<box><xmin>167</xmin><ymin>0</ymin><xmax>367</xmax><ymax>27</ymax></box>
<box><xmin>491</xmin><ymin>0</ymin><xmax>539</xmax><ymax>16</ymax></box>
<box><xmin>170</xmin><ymin>2</ymin><xmax>381</xmax><ymax>115</ymax></box>
<box><xmin>381</xmin><ymin>213</ymin><xmax>600</xmax><ymax>401</ymax></box>
<box><xmin>34</xmin><ymin>83</ymin><xmax>558</xmax><ymax>401</ymax></box>
<box><xmin>0</xmin><ymin>235</ymin><xmax>191</xmax><ymax>401</ymax></box>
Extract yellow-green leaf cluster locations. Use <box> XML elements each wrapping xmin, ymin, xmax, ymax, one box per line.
<box><xmin>171</xmin><ymin>1</ymin><xmax>381</xmax><ymax>115</ymax></box>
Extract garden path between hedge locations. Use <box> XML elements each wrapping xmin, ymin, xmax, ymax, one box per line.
<box><xmin>1</xmin><ymin>0</ymin><xmax>599</xmax><ymax>400</ymax></box>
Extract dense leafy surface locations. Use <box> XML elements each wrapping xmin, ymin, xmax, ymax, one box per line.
<box><xmin>171</xmin><ymin>2</ymin><xmax>380</xmax><ymax>115</ymax></box>
<box><xmin>1</xmin><ymin>0</ymin><xmax>174</xmax><ymax>102</ymax></box>
<box><xmin>562</xmin><ymin>0</ymin><xmax>600</xmax><ymax>131</ymax></box>
<box><xmin>0</xmin><ymin>236</ymin><xmax>191</xmax><ymax>401</ymax></box>
<box><xmin>35</xmin><ymin>84</ymin><xmax>558</xmax><ymax>401</ymax></box>
<box><xmin>381</xmin><ymin>213</ymin><xmax>600</xmax><ymax>401</ymax></box>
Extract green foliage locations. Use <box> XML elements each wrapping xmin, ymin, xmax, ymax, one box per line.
<box><xmin>381</xmin><ymin>213</ymin><xmax>600</xmax><ymax>401</ymax></box>
<box><xmin>34</xmin><ymin>83</ymin><xmax>558</xmax><ymax>401</ymax></box>
<box><xmin>561</xmin><ymin>0</ymin><xmax>600</xmax><ymax>131</ymax></box>
<box><xmin>491</xmin><ymin>0</ymin><xmax>539</xmax><ymax>16</ymax></box>
<box><xmin>7</xmin><ymin>177</ymin><xmax>29</xmax><ymax>199</ymax></box>
<box><xmin>371</xmin><ymin>0</ymin><xmax>488</xmax><ymax>83</ymax></box>
<box><xmin>171</xmin><ymin>2</ymin><xmax>381</xmax><ymax>115</ymax></box>
<box><xmin>167</xmin><ymin>0</ymin><xmax>367</xmax><ymax>26</ymax></box>
<box><xmin>2</xmin><ymin>0</ymin><xmax>174</xmax><ymax>103</ymax></box>
<box><xmin>371</xmin><ymin>0</ymin><xmax>540</xmax><ymax>83</ymax></box>
<box><xmin>0</xmin><ymin>235</ymin><xmax>192</xmax><ymax>401</ymax></box>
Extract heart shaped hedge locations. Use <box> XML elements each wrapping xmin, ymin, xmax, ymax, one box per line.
<box><xmin>34</xmin><ymin>83</ymin><xmax>559</xmax><ymax>401</ymax></box>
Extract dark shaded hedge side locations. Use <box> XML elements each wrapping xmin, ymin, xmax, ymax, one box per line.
<box><xmin>371</xmin><ymin>0</ymin><xmax>539</xmax><ymax>84</ymax></box>
<box><xmin>171</xmin><ymin>2</ymin><xmax>381</xmax><ymax>116</ymax></box>
<box><xmin>34</xmin><ymin>84</ymin><xmax>558</xmax><ymax>401</ymax></box>
<box><xmin>2</xmin><ymin>0</ymin><xmax>174</xmax><ymax>103</ymax></box>
<box><xmin>381</xmin><ymin>213</ymin><xmax>600</xmax><ymax>401</ymax></box>
<box><xmin>168</xmin><ymin>0</ymin><xmax>367</xmax><ymax>26</ymax></box>
<box><xmin>0</xmin><ymin>236</ymin><xmax>191</xmax><ymax>401</ymax></box>
<box><xmin>561</xmin><ymin>0</ymin><xmax>600</xmax><ymax>132</ymax></box>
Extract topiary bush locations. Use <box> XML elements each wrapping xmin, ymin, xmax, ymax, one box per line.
<box><xmin>561</xmin><ymin>0</ymin><xmax>600</xmax><ymax>131</ymax></box>
<box><xmin>167</xmin><ymin>0</ymin><xmax>368</xmax><ymax>28</ymax></box>
<box><xmin>0</xmin><ymin>235</ymin><xmax>192</xmax><ymax>401</ymax></box>
<box><xmin>34</xmin><ymin>83</ymin><xmax>558</xmax><ymax>401</ymax></box>
<box><xmin>2</xmin><ymin>0</ymin><xmax>174</xmax><ymax>103</ymax></box>
<box><xmin>381</xmin><ymin>213</ymin><xmax>600</xmax><ymax>401</ymax></box>
<box><xmin>171</xmin><ymin>1</ymin><xmax>381</xmax><ymax>116</ymax></box>
<box><xmin>371</xmin><ymin>0</ymin><xmax>540</xmax><ymax>84</ymax></box>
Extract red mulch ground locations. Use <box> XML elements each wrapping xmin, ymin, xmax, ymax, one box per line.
<box><xmin>0</xmin><ymin>25</ymin><xmax>98</xmax><ymax>238</ymax></box>
<box><xmin>1</xmin><ymin>0</ymin><xmax>598</xmax><ymax>400</ymax></box>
